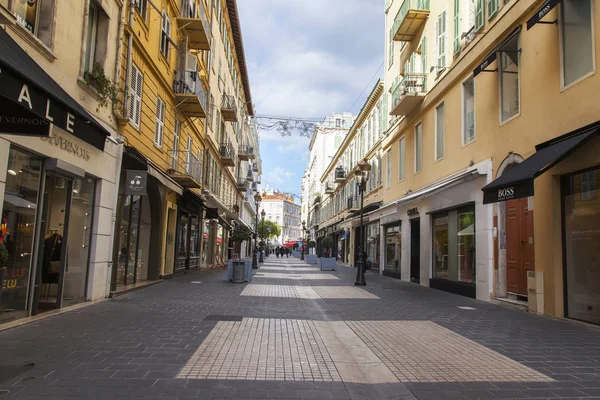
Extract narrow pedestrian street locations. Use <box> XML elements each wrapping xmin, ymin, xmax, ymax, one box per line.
<box><xmin>0</xmin><ymin>257</ymin><xmax>599</xmax><ymax>400</ymax></box>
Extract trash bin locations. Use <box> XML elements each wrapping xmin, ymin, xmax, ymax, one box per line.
<box><xmin>232</xmin><ymin>261</ymin><xmax>245</xmax><ymax>283</ymax></box>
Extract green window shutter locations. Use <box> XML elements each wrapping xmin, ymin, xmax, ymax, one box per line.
<box><xmin>382</xmin><ymin>94</ymin><xmax>388</xmax><ymax>131</ymax></box>
<box><xmin>487</xmin><ymin>0</ymin><xmax>498</xmax><ymax>19</ymax></box>
<box><xmin>421</xmin><ymin>35</ymin><xmax>427</xmax><ymax>74</ymax></box>
<box><xmin>475</xmin><ymin>0</ymin><xmax>484</xmax><ymax>30</ymax></box>
<box><xmin>389</xmin><ymin>28</ymin><xmax>394</xmax><ymax>68</ymax></box>
<box><xmin>453</xmin><ymin>0</ymin><xmax>461</xmax><ymax>55</ymax></box>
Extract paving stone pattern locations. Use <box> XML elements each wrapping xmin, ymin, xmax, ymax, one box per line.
<box><xmin>0</xmin><ymin>257</ymin><xmax>598</xmax><ymax>400</ymax></box>
<box><xmin>241</xmin><ymin>284</ymin><xmax>379</xmax><ymax>299</ymax></box>
<box><xmin>253</xmin><ymin>272</ymin><xmax>340</xmax><ymax>280</ymax></box>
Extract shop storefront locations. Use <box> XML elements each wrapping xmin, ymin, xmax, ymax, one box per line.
<box><xmin>384</xmin><ymin>223</ymin><xmax>401</xmax><ymax>279</ymax></box>
<box><xmin>174</xmin><ymin>191</ymin><xmax>203</xmax><ymax>272</ymax></box>
<box><xmin>431</xmin><ymin>204</ymin><xmax>476</xmax><ymax>297</ymax></box>
<box><xmin>0</xmin><ymin>28</ymin><xmax>117</xmax><ymax>324</ymax></box>
<box><xmin>483</xmin><ymin>123</ymin><xmax>600</xmax><ymax>324</ymax></box>
<box><xmin>365</xmin><ymin>221</ymin><xmax>380</xmax><ymax>271</ymax></box>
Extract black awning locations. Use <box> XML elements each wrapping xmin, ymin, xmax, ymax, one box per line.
<box><xmin>0</xmin><ymin>28</ymin><xmax>109</xmax><ymax>150</ymax></box>
<box><xmin>482</xmin><ymin>125</ymin><xmax>600</xmax><ymax>204</ymax></box>
<box><xmin>527</xmin><ymin>0</ymin><xmax>562</xmax><ymax>30</ymax></box>
<box><xmin>204</xmin><ymin>207</ymin><xmax>219</xmax><ymax>220</ymax></box>
<box><xmin>473</xmin><ymin>25</ymin><xmax>521</xmax><ymax>77</ymax></box>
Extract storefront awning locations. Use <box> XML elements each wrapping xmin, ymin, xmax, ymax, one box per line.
<box><xmin>527</xmin><ymin>0</ymin><xmax>562</xmax><ymax>30</ymax></box>
<box><xmin>473</xmin><ymin>26</ymin><xmax>521</xmax><ymax>77</ymax></box>
<box><xmin>482</xmin><ymin>125</ymin><xmax>599</xmax><ymax>204</ymax></box>
<box><xmin>0</xmin><ymin>29</ymin><xmax>110</xmax><ymax>150</ymax></box>
<box><xmin>147</xmin><ymin>163</ymin><xmax>184</xmax><ymax>195</ymax></box>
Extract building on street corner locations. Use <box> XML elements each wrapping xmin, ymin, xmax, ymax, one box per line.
<box><xmin>0</xmin><ymin>0</ymin><xmax>123</xmax><ymax>324</ymax></box>
<box><xmin>302</xmin><ymin>0</ymin><xmax>600</xmax><ymax>325</ymax></box>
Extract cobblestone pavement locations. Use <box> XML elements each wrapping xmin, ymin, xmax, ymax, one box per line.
<box><xmin>0</xmin><ymin>256</ymin><xmax>599</xmax><ymax>400</ymax></box>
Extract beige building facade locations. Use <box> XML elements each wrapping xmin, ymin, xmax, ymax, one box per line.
<box><xmin>0</xmin><ymin>0</ymin><xmax>123</xmax><ymax>324</ymax></box>
<box><xmin>376</xmin><ymin>0</ymin><xmax>600</xmax><ymax>324</ymax></box>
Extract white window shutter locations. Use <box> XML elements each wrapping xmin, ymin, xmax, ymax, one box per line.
<box><xmin>128</xmin><ymin>66</ymin><xmax>137</xmax><ymax>123</ymax></box>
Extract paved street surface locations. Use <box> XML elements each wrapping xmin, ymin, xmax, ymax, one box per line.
<box><xmin>0</xmin><ymin>257</ymin><xmax>599</xmax><ymax>400</ymax></box>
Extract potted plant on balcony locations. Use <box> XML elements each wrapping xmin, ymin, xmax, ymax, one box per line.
<box><xmin>229</xmin><ymin>224</ymin><xmax>253</xmax><ymax>283</ymax></box>
<box><xmin>319</xmin><ymin>236</ymin><xmax>335</xmax><ymax>271</ymax></box>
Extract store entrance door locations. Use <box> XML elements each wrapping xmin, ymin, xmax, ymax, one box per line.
<box><xmin>410</xmin><ymin>218</ymin><xmax>420</xmax><ymax>283</ymax></box>
<box><xmin>506</xmin><ymin>198</ymin><xmax>534</xmax><ymax>295</ymax></box>
<box><xmin>32</xmin><ymin>171</ymin><xmax>73</xmax><ymax>313</ymax></box>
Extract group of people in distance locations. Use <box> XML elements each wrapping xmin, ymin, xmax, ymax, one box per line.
<box><xmin>273</xmin><ymin>246</ymin><xmax>290</xmax><ymax>258</ymax></box>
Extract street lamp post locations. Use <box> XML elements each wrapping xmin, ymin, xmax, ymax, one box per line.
<box><xmin>354</xmin><ymin>160</ymin><xmax>372</xmax><ymax>287</ymax></box>
<box><xmin>252</xmin><ymin>192</ymin><xmax>262</xmax><ymax>269</ymax></box>
<box><xmin>259</xmin><ymin>209</ymin><xmax>266</xmax><ymax>262</ymax></box>
<box><xmin>301</xmin><ymin>220</ymin><xmax>306</xmax><ymax>260</ymax></box>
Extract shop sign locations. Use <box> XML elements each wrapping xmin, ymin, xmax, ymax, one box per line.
<box><xmin>0</xmin><ymin>96</ymin><xmax>51</xmax><ymax>136</ymax></box>
<box><xmin>407</xmin><ymin>207</ymin><xmax>419</xmax><ymax>216</ymax></box>
<box><xmin>1</xmin><ymin>267</ymin><xmax>28</xmax><ymax>291</ymax></box>
<box><xmin>40</xmin><ymin>132</ymin><xmax>91</xmax><ymax>161</ymax></box>
<box><xmin>497</xmin><ymin>187</ymin><xmax>515</xmax><ymax>201</ymax></box>
<box><xmin>124</xmin><ymin>170</ymin><xmax>148</xmax><ymax>195</ymax></box>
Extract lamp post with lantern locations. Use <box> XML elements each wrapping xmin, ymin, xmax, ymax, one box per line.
<box><xmin>252</xmin><ymin>192</ymin><xmax>262</xmax><ymax>269</ymax></box>
<box><xmin>354</xmin><ymin>160</ymin><xmax>371</xmax><ymax>286</ymax></box>
<box><xmin>259</xmin><ymin>209</ymin><xmax>266</xmax><ymax>262</ymax></box>
<box><xmin>301</xmin><ymin>220</ymin><xmax>306</xmax><ymax>260</ymax></box>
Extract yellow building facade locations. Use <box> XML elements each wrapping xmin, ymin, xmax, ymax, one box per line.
<box><xmin>374</xmin><ymin>0</ymin><xmax>600</xmax><ymax>324</ymax></box>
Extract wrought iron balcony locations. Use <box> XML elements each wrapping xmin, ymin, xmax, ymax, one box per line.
<box><xmin>246</xmin><ymin>169</ymin><xmax>254</xmax><ymax>182</ymax></box>
<box><xmin>334</xmin><ymin>166</ymin><xmax>346</xmax><ymax>183</ymax></box>
<box><xmin>347</xmin><ymin>195</ymin><xmax>360</xmax><ymax>212</ymax></box>
<box><xmin>220</xmin><ymin>141</ymin><xmax>235</xmax><ymax>166</ymax></box>
<box><xmin>176</xmin><ymin>0</ymin><xmax>210</xmax><ymax>50</ymax></box>
<box><xmin>167</xmin><ymin>150</ymin><xmax>202</xmax><ymax>188</ymax></box>
<box><xmin>392</xmin><ymin>0</ymin><xmax>430</xmax><ymax>42</ymax></box>
<box><xmin>252</xmin><ymin>162</ymin><xmax>259</xmax><ymax>172</ymax></box>
<box><xmin>324</xmin><ymin>182</ymin><xmax>334</xmax><ymax>194</ymax></box>
<box><xmin>238</xmin><ymin>144</ymin><xmax>255</xmax><ymax>160</ymax></box>
<box><xmin>173</xmin><ymin>69</ymin><xmax>208</xmax><ymax>118</ymax></box>
<box><xmin>221</xmin><ymin>94</ymin><xmax>237</xmax><ymax>122</ymax></box>
<box><xmin>236</xmin><ymin>177</ymin><xmax>248</xmax><ymax>192</ymax></box>
<box><xmin>390</xmin><ymin>73</ymin><xmax>427</xmax><ymax>116</ymax></box>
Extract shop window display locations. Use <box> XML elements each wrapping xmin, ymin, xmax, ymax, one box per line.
<box><xmin>432</xmin><ymin>205</ymin><xmax>476</xmax><ymax>283</ymax></box>
<box><xmin>1</xmin><ymin>149</ymin><xmax>42</xmax><ymax>323</ymax></box>
<box><xmin>385</xmin><ymin>223</ymin><xmax>401</xmax><ymax>273</ymax></box>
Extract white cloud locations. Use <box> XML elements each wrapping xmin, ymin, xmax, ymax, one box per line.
<box><xmin>265</xmin><ymin>167</ymin><xmax>296</xmax><ymax>187</ymax></box>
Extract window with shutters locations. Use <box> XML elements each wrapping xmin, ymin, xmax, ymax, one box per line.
<box><xmin>154</xmin><ymin>97</ymin><xmax>165</xmax><ymax>148</ymax></box>
<box><xmin>487</xmin><ymin>0</ymin><xmax>498</xmax><ymax>20</ymax></box>
<box><xmin>381</xmin><ymin>93</ymin><xmax>388</xmax><ymax>133</ymax></box>
<box><xmin>377</xmin><ymin>153</ymin><xmax>382</xmax><ymax>185</ymax></box>
<box><xmin>129</xmin><ymin>64</ymin><xmax>143</xmax><ymax>130</ymax></box>
<box><xmin>475</xmin><ymin>0</ymin><xmax>484</xmax><ymax>31</ymax></box>
<box><xmin>386</xmin><ymin>149</ymin><xmax>392</xmax><ymax>189</ymax></box>
<box><xmin>453</xmin><ymin>0</ymin><xmax>461</xmax><ymax>55</ymax></box>
<box><xmin>436</xmin><ymin>11</ymin><xmax>447</xmax><ymax>73</ymax></box>
<box><xmin>462</xmin><ymin>77</ymin><xmax>475</xmax><ymax>145</ymax></box>
<box><xmin>435</xmin><ymin>102</ymin><xmax>445</xmax><ymax>161</ymax></box>
<box><xmin>421</xmin><ymin>36</ymin><xmax>427</xmax><ymax>74</ymax></box>
<box><xmin>499</xmin><ymin>33</ymin><xmax>520</xmax><ymax>123</ymax></box>
<box><xmin>388</xmin><ymin>28</ymin><xmax>394</xmax><ymax>68</ymax></box>
<box><xmin>172</xmin><ymin>120</ymin><xmax>180</xmax><ymax>169</ymax></box>
<box><xmin>135</xmin><ymin>0</ymin><xmax>148</xmax><ymax>22</ymax></box>
<box><xmin>186</xmin><ymin>136</ymin><xmax>192</xmax><ymax>174</ymax></box>
<box><xmin>160</xmin><ymin>11</ymin><xmax>172</xmax><ymax>59</ymax></box>
<box><xmin>414</xmin><ymin>122</ymin><xmax>422</xmax><ymax>173</ymax></box>
<box><xmin>398</xmin><ymin>137</ymin><xmax>405</xmax><ymax>182</ymax></box>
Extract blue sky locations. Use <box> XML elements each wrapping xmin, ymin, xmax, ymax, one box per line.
<box><xmin>237</xmin><ymin>0</ymin><xmax>384</xmax><ymax>200</ymax></box>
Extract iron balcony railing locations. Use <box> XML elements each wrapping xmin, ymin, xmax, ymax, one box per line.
<box><xmin>221</xmin><ymin>93</ymin><xmax>238</xmax><ymax>121</ymax></box>
<box><xmin>180</xmin><ymin>0</ymin><xmax>210</xmax><ymax>43</ymax></box>
<box><xmin>347</xmin><ymin>195</ymin><xmax>361</xmax><ymax>211</ymax></box>
<box><xmin>236</xmin><ymin>177</ymin><xmax>248</xmax><ymax>191</ymax></box>
<box><xmin>169</xmin><ymin>150</ymin><xmax>202</xmax><ymax>183</ymax></box>
<box><xmin>335</xmin><ymin>166</ymin><xmax>346</xmax><ymax>183</ymax></box>
<box><xmin>219</xmin><ymin>141</ymin><xmax>235</xmax><ymax>159</ymax></box>
<box><xmin>392</xmin><ymin>73</ymin><xmax>427</xmax><ymax>108</ymax></box>
<box><xmin>252</xmin><ymin>162</ymin><xmax>259</xmax><ymax>172</ymax></box>
<box><xmin>173</xmin><ymin>69</ymin><xmax>209</xmax><ymax>114</ymax></box>
<box><xmin>238</xmin><ymin>144</ymin><xmax>255</xmax><ymax>159</ymax></box>
<box><xmin>393</xmin><ymin>0</ymin><xmax>430</xmax><ymax>38</ymax></box>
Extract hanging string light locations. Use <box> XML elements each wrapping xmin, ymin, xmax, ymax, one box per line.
<box><xmin>253</xmin><ymin>115</ymin><xmax>351</xmax><ymax>138</ymax></box>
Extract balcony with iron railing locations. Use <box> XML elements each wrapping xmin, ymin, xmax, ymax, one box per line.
<box><xmin>390</xmin><ymin>73</ymin><xmax>427</xmax><ymax>116</ymax></box>
<box><xmin>220</xmin><ymin>141</ymin><xmax>235</xmax><ymax>167</ymax></box>
<box><xmin>238</xmin><ymin>144</ymin><xmax>255</xmax><ymax>161</ymax></box>
<box><xmin>347</xmin><ymin>195</ymin><xmax>361</xmax><ymax>212</ymax></box>
<box><xmin>392</xmin><ymin>0</ymin><xmax>430</xmax><ymax>43</ymax></box>
<box><xmin>167</xmin><ymin>150</ymin><xmax>202</xmax><ymax>188</ymax></box>
<box><xmin>176</xmin><ymin>0</ymin><xmax>210</xmax><ymax>50</ymax></box>
<box><xmin>221</xmin><ymin>94</ymin><xmax>238</xmax><ymax>122</ymax></box>
<box><xmin>324</xmin><ymin>181</ymin><xmax>334</xmax><ymax>194</ymax></box>
<box><xmin>246</xmin><ymin>168</ymin><xmax>254</xmax><ymax>182</ymax></box>
<box><xmin>236</xmin><ymin>176</ymin><xmax>248</xmax><ymax>192</ymax></box>
<box><xmin>252</xmin><ymin>161</ymin><xmax>260</xmax><ymax>172</ymax></box>
<box><xmin>173</xmin><ymin>69</ymin><xmax>208</xmax><ymax>118</ymax></box>
<box><xmin>334</xmin><ymin>166</ymin><xmax>346</xmax><ymax>184</ymax></box>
